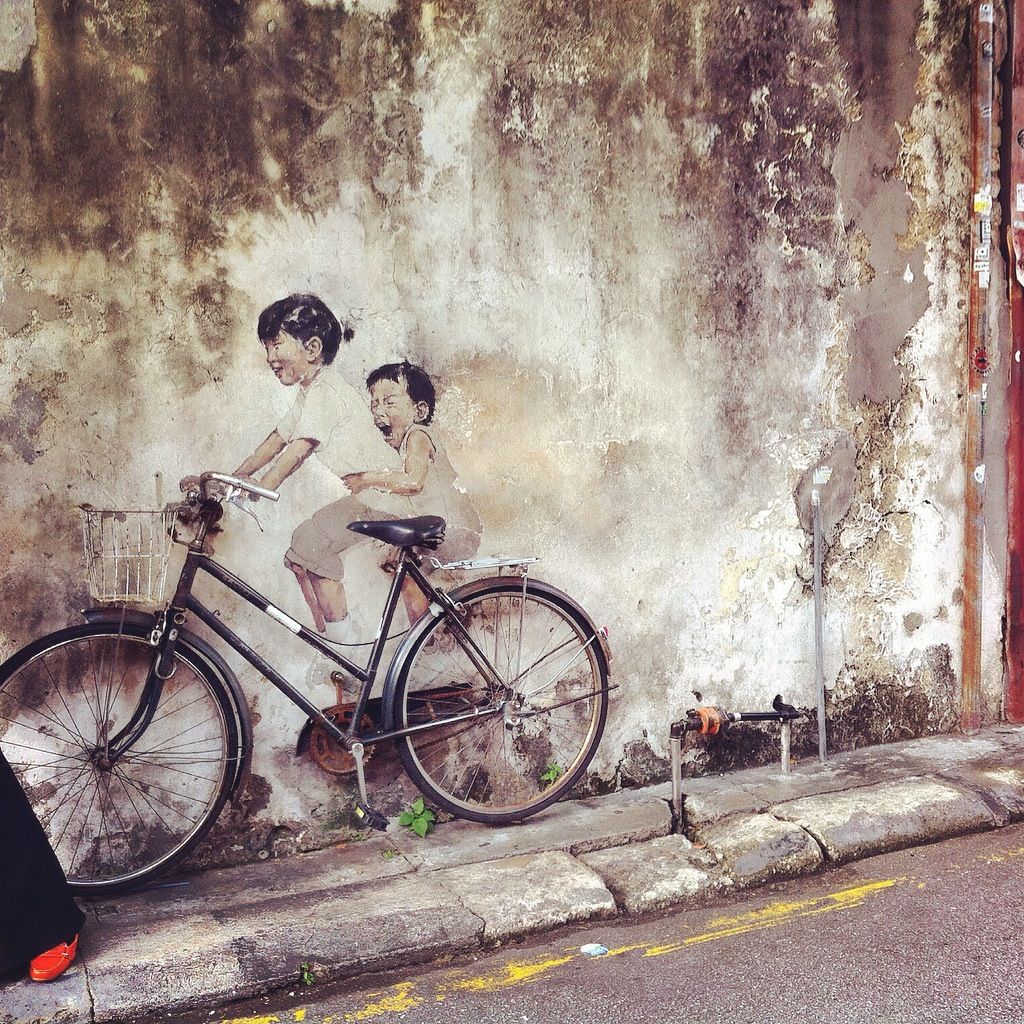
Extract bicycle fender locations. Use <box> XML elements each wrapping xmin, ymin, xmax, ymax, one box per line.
<box><xmin>380</xmin><ymin>575</ymin><xmax>609</xmax><ymax>730</ymax></box>
<box><xmin>80</xmin><ymin>608</ymin><xmax>253</xmax><ymax>800</ymax></box>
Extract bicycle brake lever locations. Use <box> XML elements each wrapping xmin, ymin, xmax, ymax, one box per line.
<box><xmin>228</xmin><ymin>496</ymin><xmax>265</xmax><ymax>533</ymax></box>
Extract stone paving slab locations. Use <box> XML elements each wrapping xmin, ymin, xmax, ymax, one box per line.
<box><xmin>943</xmin><ymin>764</ymin><xmax>1024</xmax><ymax>824</ymax></box>
<box><xmin>392</xmin><ymin>787</ymin><xmax>672</xmax><ymax>870</ymax></box>
<box><xmin>0</xmin><ymin>967</ymin><xmax>90</xmax><ymax>1024</ymax></box>
<box><xmin>228</xmin><ymin>874</ymin><xmax>481</xmax><ymax>996</ymax></box>
<box><xmin>88</xmin><ymin>835</ymin><xmax>413</xmax><ymax>926</ymax></box>
<box><xmin>696</xmin><ymin>812</ymin><xmax>824</xmax><ymax>888</ymax></box>
<box><xmin>772</xmin><ymin>776</ymin><xmax>998</xmax><ymax>864</ymax></box>
<box><xmin>431</xmin><ymin>851</ymin><xmax>616</xmax><ymax>942</ymax></box>
<box><xmin>85</xmin><ymin>912</ymin><xmax>245</xmax><ymax>1023</ymax></box>
<box><xmin>579</xmin><ymin>834</ymin><xmax>718</xmax><ymax>914</ymax></box>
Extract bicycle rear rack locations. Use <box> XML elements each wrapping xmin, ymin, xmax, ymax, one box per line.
<box><xmin>429</xmin><ymin>555</ymin><xmax>540</xmax><ymax>572</ymax></box>
<box><xmin>668</xmin><ymin>695</ymin><xmax>803</xmax><ymax>831</ymax></box>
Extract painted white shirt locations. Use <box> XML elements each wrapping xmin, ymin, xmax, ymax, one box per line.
<box><xmin>277</xmin><ymin>369</ymin><xmax>410</xmax><ymax>516</ymax></box>
<box><xmin>277</xmin><ymin>369</ymin><xmax>401</xmax><ymax>478</ymax></box>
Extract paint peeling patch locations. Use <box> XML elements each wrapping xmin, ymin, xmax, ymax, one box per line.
<box><xmin>0</xmin><ymin>384</ymin><xmax>46</xmax><ymax>464</ymax></box>
<box><xmin>322</xmin><ymin>0</ymin><xmax>399</xmax><ymax>13</ymax></box>
<box><xmin>0</xmin><ymin>274</ymin><xmax>62</xmax><ymax>334</ymax></box>
<box><xmin>0</xmin><ymin>0</ymin><xmax>36</xmax><ymax>74</ymax></box>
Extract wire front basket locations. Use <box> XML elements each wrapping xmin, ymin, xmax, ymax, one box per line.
<box><xmin>80</xmin><ymin>506</ymin><xmax>178</xmax><ymax>605</ymax></box>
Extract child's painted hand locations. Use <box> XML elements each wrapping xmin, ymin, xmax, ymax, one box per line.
<box><xmin>342</xmin><ymin>472</ymin><xmax>370</xmax><ymax>494</ymax></box>
<box><xmin>236</xmin><ymin>475</ymin><xmax>264</xmax><ymax>501</ymax></box>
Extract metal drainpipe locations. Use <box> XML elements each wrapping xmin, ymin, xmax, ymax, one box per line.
<box><xmin>964</xmin><ymin>1</ymin><xmax>1000</xmax><ymax>733</ymax></box>
<box><xmin>812</xmin><ymin>469</ymin><xmax>829</xmax><ymax>762</ymax></box>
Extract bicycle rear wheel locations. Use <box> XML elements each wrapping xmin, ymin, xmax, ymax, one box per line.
<box><xmin>0</xmin><ymin>623</ymin><xmax>238</xmax><ymax>895</ymax></box>
<box><xmin>391</xmin><ymin>579</ymin><xmax>609</xmax><ymax>823</ymax></box>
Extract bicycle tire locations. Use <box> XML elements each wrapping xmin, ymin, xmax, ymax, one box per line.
<box><xmin>388</xmin><ymin>578</ymin><xmax>609</xmax><ymax>824</ymax></box>
<box><xmin>0</xmin><ymin>622</ymin><xmax>239</xmax><ymax>895</ymax></box>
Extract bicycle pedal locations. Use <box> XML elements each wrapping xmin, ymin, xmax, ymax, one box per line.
<box><xmin>353</xmin><ymin>801</ymin><xmax>389</xmax><ymax>832</ymax></box>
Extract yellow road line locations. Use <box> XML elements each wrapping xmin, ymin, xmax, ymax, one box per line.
<box><xmin>438</xmin><ymin>953</ymin><xmax>578</xmax><ymax>995</ymax></box>
<box><xmin>234</xmin><ymin>876</ymin><xmax>904</xmax><ymax>1024</ymax></box>
<box><xmin>984</xmin><ymin>844</ymin><xmax>1024</xmax><ymax>863</ymax></box>
<box><xmin>642</xmin><ymin>878</ymin><xmax>903</xmax><ymax>957</ymax></box>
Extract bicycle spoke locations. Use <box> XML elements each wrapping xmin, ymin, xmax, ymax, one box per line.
<box><xmin>50</xmin><ymin>769</ymin><xmax>97</xmax><ymax>855</ymax></box>
<box><xmin>5</xmin><ymin>670</ymin><xmax>93</xmax><ymax>750</ymax></box>
<box><xmin>110</xmin><ymin>763</ymin><xmax>156</xmax><ymax>842</ymax></box>
<box><xmin>134</xmin><ymin>715</ymin><xmax>224</xmax><ymax>755</ymax></box>
<box><xmin>113</xmin><ymin>769</ymin><xmax>213</xmax><ymax>808</ymax></box>
<box><xmin>0</xmin><ymin>735</ymin><xmax>90</xmax><ymax>761</ymax></box>
<box><xmin>120</xmin><ymin>755</ymin><xmax>219</xmax><ymax>786</ymax></box>
<box><xmin>69</xmin><ymin>777</ymin><xmax>101</xmax><ymax>876</ymax></box>
<box><xmin>521</xmin><ymin>636</ymin><xmax>600</xmax><ymax>701</ymax></box>
<box><xmin>145</xmin><ymin>690</ymin><xmax>216</xmax><ymax>730</ymax></box>
<box><xmin>83</xmin><ymin>637</ymin><xmax>113</xmax><ymax>742</ymax></box>
<box><xmin>111</xmin><ymin>762</ymin><xmax>186</xmax><ymax>830</ymax></box>
<box><xmin>47</xmin><ymin>659</ymin><xmax>95</xmax><ymax>750</ymax></box>
<box><xmin>39</xmin><ymin>773</ymin><xmax>97</xmax><ymax>840</ymax></box>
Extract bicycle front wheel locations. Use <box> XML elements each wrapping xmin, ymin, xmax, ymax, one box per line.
<box><xmin>392</xmin><ymin>579</ymin><xmax>609</xmax><ymax>824</ymax></box>
<box><xmin>0</xmin><ymin>623</ymin><xmax>238</xmax><ymax>895</ymax></box>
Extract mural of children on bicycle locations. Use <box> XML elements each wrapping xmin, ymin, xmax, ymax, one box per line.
<box><xmin>231</xmin><ymin>293</ymin><xmax>481</xmax><ymax>636</ymax></box>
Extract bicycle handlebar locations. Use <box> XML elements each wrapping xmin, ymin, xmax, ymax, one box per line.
<box><xmin>199</xmin><ymin>472</ymin><xmax>280</xmax><ymax>503</ymax></box>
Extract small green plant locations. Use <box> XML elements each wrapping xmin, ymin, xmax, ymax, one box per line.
<box><xmin>540</xmin><ymin>763</ymin><xmax>564</xmax><ymax>787</ymax></box>
<box><xmin>398</xmin><ymin>796</ymin><xmax>436</xmax><ymax>837</ymax></box>
<box><xmin>381</xmin><ymin>847</ymin><xmax>399</xmax><ymax>860</ymax></box>
<box><xmin>299</xmin><ymin>962</ymin><xmax>316</xmax><ymax>986</ymax></box>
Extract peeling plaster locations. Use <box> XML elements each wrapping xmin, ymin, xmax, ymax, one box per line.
<box><xmin>0</xmin><ymin>384</ymin><xmax>46</xmax><ymax>464</ymax></box>
<box><xmin>834</xmin><ymin>0</ymin><xmax>930</xmax><ymax>405</ymax></box>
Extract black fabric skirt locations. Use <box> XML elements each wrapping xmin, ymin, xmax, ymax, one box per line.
<box><xmin>0</xmin><ymin>749</ymin><xmax>86</xmax><ymax>975</ymax></box>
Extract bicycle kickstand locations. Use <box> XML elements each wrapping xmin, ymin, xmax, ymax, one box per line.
<box><xmin>350</xmin><ymin>742</ymin><xmax>389</xmax><ymax>832</ymax></box>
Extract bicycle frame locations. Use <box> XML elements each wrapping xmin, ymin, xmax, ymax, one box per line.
<box><xmin>106</xmin><ymin>543</ymin><xmax>508</xmax><ymax>763</ymax></box>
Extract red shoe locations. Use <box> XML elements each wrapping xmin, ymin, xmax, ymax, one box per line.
<box><xmin>29</xmin><ymin>935</ymin><xmax>79</xmax><ymax>982</ymax></box>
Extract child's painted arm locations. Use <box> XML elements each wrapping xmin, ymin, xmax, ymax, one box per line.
<box><xmin>234</xmin><ymin>431</ymin><xmax>286</xmax><ymax>479</ymax></box>
<box><xmin>258</xmin><ymin>437</ymin><xmax>317</xmax><ymax>492</ymax></box>
<box><xmin>343</xmin><ymin>431</ymin><xmax>433</xmax><ymax>496</ymax></box>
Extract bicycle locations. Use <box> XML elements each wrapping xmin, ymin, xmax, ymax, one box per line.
<box><xmin>0</xmin><ymin>472</ymin><xmax>612</xmax><ymax>896</ymax></box>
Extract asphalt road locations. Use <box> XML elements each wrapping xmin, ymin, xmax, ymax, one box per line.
<box><xmin>194</xmin><ymin>823</ymin><xmax>1024</xmax><ymax>1024</ymax></box>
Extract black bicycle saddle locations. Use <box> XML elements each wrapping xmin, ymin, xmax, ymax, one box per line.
<box><xmin>347</xmin><ymin>515</ymin><xmax>446</xmax><ymax>549</ymax></box>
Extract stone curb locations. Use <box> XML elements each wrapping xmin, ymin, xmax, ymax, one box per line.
<box><xmin>5</xmin><ymin>725</ymin><xmax>1024</xmax><ymax>1024</ymax></box>
<box><xmin>771</xmin><ymin>776</ymin><xmax>998</xmax><ymax>864</ymax></box>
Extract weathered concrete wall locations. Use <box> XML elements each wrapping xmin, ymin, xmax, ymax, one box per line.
<box><xmin>0</xmin><ymin>0</ymin><xmax>993</xmax><ymax>863</ymax></box>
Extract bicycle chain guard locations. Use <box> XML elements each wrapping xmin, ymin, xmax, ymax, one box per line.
<box><xmin>310</xmin><ymin>703</ymin><xmax>373</xmax><ymax>776</ymax></box>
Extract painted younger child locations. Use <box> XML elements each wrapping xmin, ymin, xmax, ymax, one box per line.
<box><xmin>343</xmin><ymin>361</ymin><xmax>481</xmax><ymax>618</ymax></box>
<box><xmin>232</xmin><ymin>294</ymin><xmax>409</xmax><ymax>641</ymax></box>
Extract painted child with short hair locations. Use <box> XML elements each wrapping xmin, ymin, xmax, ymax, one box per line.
<box><xmin>343</xmin><ymin>361</ymin><xmax>481</xmax><ymax>617</ymax></box>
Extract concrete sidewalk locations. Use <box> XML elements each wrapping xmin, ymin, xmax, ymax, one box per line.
<box><xmin>5</xmin><ymin>724</ymin><xmax>1024</xmax><ymax>1024</ymax></box>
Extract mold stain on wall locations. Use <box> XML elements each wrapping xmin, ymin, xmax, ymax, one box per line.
<box><xmin>0</xmin><ymin>0</ymin><xmax>980</xmax><ymax>859</ymax></box>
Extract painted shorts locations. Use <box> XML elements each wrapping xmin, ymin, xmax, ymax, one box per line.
<box><xmin>286</xmin><ymin>496</ymin><xmax>395</xmax><ymax>579</ymax></box>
